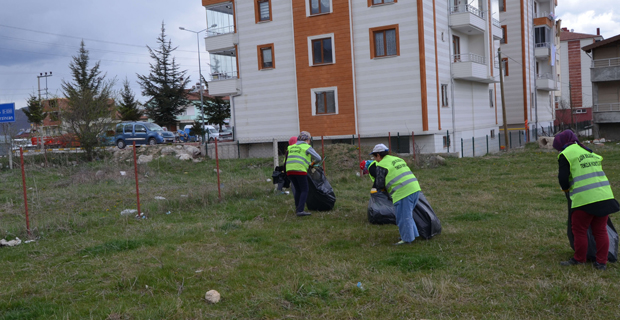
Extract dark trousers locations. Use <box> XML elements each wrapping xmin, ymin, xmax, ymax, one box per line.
<box><xmin>572</xmin><ymin>209</ymin><xmax>609</xmax><ymax>264</ymax></box>
<box><xmin>289</xmin><ymin>174</ymin><xmax>309</xmax><ymax>213</ymax></box>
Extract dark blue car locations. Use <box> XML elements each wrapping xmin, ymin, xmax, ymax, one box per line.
<box><xmin>115</xmin><ymin>122</ymin><xmax>175</xmax><ymax>149</ymax></box>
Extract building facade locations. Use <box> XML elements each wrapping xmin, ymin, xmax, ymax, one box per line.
<box><xmin>582</xmin><ymin>34</ymin><xmax>620</xmax><ymax>140</ymax></box>
<box><xmin>201</xmin><ymin>0</ymin><xmax>505</xmax><ymax>156</ymax></box>
<box><xmin>498</xmin><ymin>0</ymin><xmax>559</xmax><ymax>136</ymax></box>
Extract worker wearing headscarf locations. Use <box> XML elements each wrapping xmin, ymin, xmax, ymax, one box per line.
<box><xmin>285</xmin><ymin>131</ymin><xmax>321</xmax><ymax>216</ymax></box>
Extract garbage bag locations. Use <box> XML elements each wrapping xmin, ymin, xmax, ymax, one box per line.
<box><xmin>306</xmin><ymin>166</ymin><xmax>336</xmax><ymax>211</ymax></box>
<box><xmin>367</xmin><ymin>191</ymin><xmax>396</xmax><ymax>225</ymax></box>
<box><xmin>367</xmin><ymin>191</ymin><xmax>442</xmax><ymax>240</ymax></box>
<box><xmin>567</xmin><ymin>212</ymin><xmax>619</xmax><ymax>263</ymax></box>
<box><xmin>272</xmin><ymin>166</ymin><xmax>290</xmax><ymax>190</ymax></box>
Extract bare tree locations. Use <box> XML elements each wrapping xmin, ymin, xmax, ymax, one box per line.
<box><xmin>61</xmin><ymin>41</ymin><xmax>116</xmax><ymax>161</ymax></box>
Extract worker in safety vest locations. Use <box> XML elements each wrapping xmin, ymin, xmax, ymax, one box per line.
<box><xmin>285</xmin><ymin>131</ymin><xmax>322</xmax><ymax>217</ymax></box>
<box><xmin>370</xmin><ymin>143</ymin><xmax>421</xmax><ymax>245</ymax></box>
<box><xmin>554</xmin><ymin>130</ymin><xmax>619</xmax><ymax>270</ymax></box>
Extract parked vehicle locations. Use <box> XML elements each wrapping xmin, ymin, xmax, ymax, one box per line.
<box><xmin>219</xmin><ymin>128</ymin><xmax>233</xmax><ymax>141</ymax></box>
<box><xmin>31</xmin><ymin>134</ymin><xmax>80</xmax><ymax>148</ymax></box>
<box><xmin>98</xmin><ymin>128</ymin><xmax>116</xmax><ymax>146</ymax></box>
<box><xmin>114</xmin><ymin>121</ymin><xmax>175</xmax><ymax>149</ymax></box>
<box><xmin>182</xmin><ymin>125</ymin><xmax>220</xmax><ymax>142</ymax></box>
<box><xmin>177</xmin><ymin>128</ymin><xmax>198</xmax><ymax>143</ymax></box>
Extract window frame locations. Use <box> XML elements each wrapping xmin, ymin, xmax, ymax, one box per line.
<box><xmin>257</xmin><ymin>43</ymin><xmax>275</xmax><ymax>70</ymax></box>
<box><xmin>501</xmin><ymin>58</ymin><xmax>509</xmax><ymax>76</ymax></box>
<box><xmin>306</xmin><ymin>0</ymin><xmax>332</xmax><ymax>16</ymax></box>
<box><xmin>368</xmin><ymin>0</ymin><xmax>396</xmax><ymax>7</ymax></box>
<box><xmin>499</xmin><ymin>0</ymin><xmax>506</xmax><ymax>12</ymax></box>
<box><xmin>369</xmin><ymin>24</ymin><xmax>400</xmax><ymax>59</ymax></box>
<box><xmin>452</xmin><ymin>35</ymin><xmax>461</xmax><ymax>62</ymax></box>
<box><xmin>441</xmin><ymin>84</ymin><xmax>449</xmax><ymax>107</ymax></box>
<box><xmin>307</xmin><ymin>34</ymin><xmax>335</xmax><ymax>66</ymax></box>
<box><xmin>501</xmin><ymin>25</ymin><xmax>508</xmax><ymax>44</ymax></box>
<box><xmin>255</xmin><ymin>0</ymin><xmax>272</xmax><ymax>23</ymax></box>
<box><xmin>311</xmin><ymin>87</ymin><xmax>339</xmax><ymax>116</ymax></box>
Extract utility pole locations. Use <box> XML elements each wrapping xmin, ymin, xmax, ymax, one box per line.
<box><xmin>37</xmin><ymin>72</ymin><xmax>52</xmax><ymax>149</ymax></box>
<box><xmin>498</xmin><ymin>48</ymin><xmax>509</xmax><ymax>150</ymax></box>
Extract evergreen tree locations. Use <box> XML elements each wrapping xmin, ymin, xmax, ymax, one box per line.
<box><xmin>61</xmin><ymin>41</ymin><xmax>115</xmax><ymax>162</ymax></box>
<box><xmin>23</xmin><ymin>93</ymin><xmax>46</xmax><ymax>127</ymax></box>
<box><xmin>201</xmin><ymin>96</ymin><xmax>231</xmax><ymax>131</ymax></box>
<box><xmin>137</xmin><ymin>22</ymin><xmax>190</xmax><ymax>127</ymax></box>
<box><xmin>117</xmin><ymin>78</ymin><xmax>142</xmax><ymax>121</ymax></box>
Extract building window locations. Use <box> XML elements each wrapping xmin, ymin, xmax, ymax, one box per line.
<box><xmin>490</xmin><ymin>129</ymin><xmax>495</xmax><ymax>138</ymax></box>
<box><xmin>501</xmin><ymin>58</ymin><xmax>509</xmax><ymax>76</ymax></box>
<box><xmin>309</xmin><ymin>0</ymin><xmax>331</xmax><ymax>15</ymax></box>
<box><xmin>499</xmin><ymin>0</ymin><xmax>505</xmax><ymax>12</ymax></box>
<box><xmin>369</xmin><ymin>25</ymin><xmax>399</xmax><ymax>59</ymax></box>
<box><xmin>257</xmin><ymin>44</ymin><xmax>275</xmax><ymax>70</ymax></box>
<box><xmin>489</xmin><ymin>89</ymin><xmax>494</xmax><ymax>108</ymax></box>
<box><xmin>311</xmin><ymin>87</ymin><xmax>338</xmax><ymax>115</ymax></box>
<box><xmin>369</xmin><ymin>0</ymin><xmax>396</xmax><ymax>6</ymax></box>
<box><xmin>310</xmin><ymin>37</ymin><xmax>334</xmax><ymax>65</ymax></box>
<box><xmin>255</xmin><ymin>0</ymin><xmax>272</xmax><ymax>23</ymax></box>
<box><xmin>574</xmin><ymin>109</ymin><xmax>587</xmax><ymax>114</ymax></box>
<box><xmin>501</xmin><ymin>25</ymin><xmax>507</xmax><ymax>44</ymax></box>
<box><xmin>441</xmin><ymin>84</ymin><xmax>449</xmax><ymax>107</ymax></box>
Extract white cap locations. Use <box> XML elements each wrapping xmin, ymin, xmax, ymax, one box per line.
<box><xmin>370</xmin><ymin>143</ymin><xmax>389</xmax><ymax>154</ymax></box>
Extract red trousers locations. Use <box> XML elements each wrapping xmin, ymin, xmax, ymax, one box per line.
<box><xmin>572</xmin><ymin>210</ymin><xmax>609</xmax><ymax>264</ymax></box>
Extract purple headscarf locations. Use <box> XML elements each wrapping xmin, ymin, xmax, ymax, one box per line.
<box><xmin>552</xmin><ymin>130</ymin><xmax>592</xmax><ymax>153</ymax></box>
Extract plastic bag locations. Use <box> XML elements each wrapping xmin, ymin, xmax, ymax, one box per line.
<box><xmin>272</xmin><ymin>166</ymin><xmax>290</xmax><ymax>190</ymax></box>
<box><xmin>367</xmin><ymin>191</ymin><xmax>442</xmax><ymax>240</ymax></box>
<box><xmin>306</xmin><ymin>166</ymin><xmax>336</xmax><ymax>211</ymax></box>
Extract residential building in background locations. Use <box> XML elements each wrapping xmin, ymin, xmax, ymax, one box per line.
<box><xmin>556</xmin><ymin>27</ymin><xmax>604</xmax><ymax>128</ymax></box>
<box><xmin>498</xmin><ymin>0</ymin><xmax>559</xmax><ymax>136</ymax></box>
<box><xmin>200</xmin><ymin>0</ymin><xmax>505</xmax><ymax>157</ymax></box>
<box><xmin>582</xmin><ymin>34</ymin><xmax>620</xmax><ymax>140</ymax></box>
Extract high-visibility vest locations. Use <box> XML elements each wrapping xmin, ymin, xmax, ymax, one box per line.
<box><xmin>369</xmin><ymin>160</ymin><xmax>377</xmax><ymax>183</ymax></box>
<box><xmin>377</xmin><ymin>155</ymin><xmax>421</xmax><ymax>203</ymax></box>
<box><xmin>286</xmin><ymin>143</ymin><xmax>312</xmax><ymax>173</ymax></box>
<box><xmin>559</xmin><ymin>143</ymin><xmax>615</xmax><ymax>208</ymax></box>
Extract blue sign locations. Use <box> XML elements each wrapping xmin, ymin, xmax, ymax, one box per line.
<box><xmin>0</xmin><ymin>103</ymin><xmax>15</xmax><ymax>123</ymax></box>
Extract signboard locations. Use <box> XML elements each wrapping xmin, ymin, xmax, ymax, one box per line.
<box><xmin>0</xmin><ymin>103</ymin><xmax>16</xmax><ymax>123</ymax></box>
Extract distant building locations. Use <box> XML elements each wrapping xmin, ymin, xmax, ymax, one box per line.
<box><xmin>556</xmin><ymin>27</ymin><xmax>604</xmax><ymax>128</ymax></box>
<box><xmin>582</xmin><ymin>33</ymin><xmax>620</xmax><ymax>139</ymax></box>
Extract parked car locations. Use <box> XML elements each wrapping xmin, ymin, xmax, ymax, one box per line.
<box><xmin>182</xmin><ymin>125</ymin><xmax>220</xmax><ymax>142</ymax></box>
<box><xmin>114</xmin><ymin>121</ymin><xmax>175</xmax><ymax>149</ymax></box>
<box><xmin>219</xmin><ymin>128</ymin><xmax>233</xmax><ymax>141</ymax></box>
<box><xmin>98</xmin><ymin>128</ymin><xmax>116</xmax><ymax>146</ymax></box>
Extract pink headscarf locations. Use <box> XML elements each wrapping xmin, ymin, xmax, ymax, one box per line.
<box><xmin>553</xmin><ymin>130</ymin><xmax>592</xmax><ymax>153</ymax></box>
<box><xmin>288</xmin><ymin>136</ymin><xmax>298</xmax><ymax>145</ymax></box>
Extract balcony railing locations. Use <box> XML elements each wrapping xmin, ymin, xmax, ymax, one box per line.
<box><xmin>210</xmin><ymin>71</ymin><xmax>238</xmax><ymax>81</ymax></box>
<box><xmin>535</xmin><ymin>42</ymin><xmax>552</xmax><ymax>48</ymax></box>
<box><xmin>536</xmin><ymin>73</ymin><xmax>554</xmax><ymax>80</ymax></box>
<box><xmin>206</xmin><ymin>25</ymin><xmax>235</xmax><ymax>37</ymax></box>
<box><xmin>452</xmin><ymin>53</ymin><xmax>486</xmax><ymax>64</ymax></box>
<box><xmin>450</xmin><ymin>4</ymin><xmax>485</xmax><ymax>19</ymax></box>
<box><xmin>592</xmin><ymin>57</ymin><xmax>620</xmax><ymax>68</ymax></box>
<box><xmin>593</xmin><ymin>103</ymin><xmax>620</xmax><ymax>112</ymax></box>
<box><xmin>492</xmin><ymin>18</ymin><xmax>501</xmax><ymax>28</ymax></box>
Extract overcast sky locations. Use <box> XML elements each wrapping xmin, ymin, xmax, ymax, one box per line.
<box><xmin>1</xmin><ymin>0</ymin><xmax>619</xmax><ymax>110</ymax></box>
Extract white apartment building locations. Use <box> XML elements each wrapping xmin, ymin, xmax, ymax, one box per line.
<box><xmin>499</xmin><ymin>0</ymin><xmax>558</xmax><ymax>135</ymax></box>
<box><xmin>201</xmin><ymin>0</ymin><xmax>504</xmax><ymax>156</ymax></box>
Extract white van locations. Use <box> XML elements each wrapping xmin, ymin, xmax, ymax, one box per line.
<box><xmin>183</xmin><ymin>125</ymin><xmax>220</xmax><ymax>142</ymax></box>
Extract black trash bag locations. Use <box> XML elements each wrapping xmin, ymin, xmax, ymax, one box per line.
<box><xmin>367</xmin><ymin>191</ymin><xmax>396</xmax><ymax>225</ymax></box>
<box><xmin>306</xmin><ymin>166</ymin><xmax>336</xmax><ymax>211</ymax></box>
<box><xmin>567</xmin><ymin>211</ymin><xmax>619</xmax><ymax>263</ymax></box>
<box><xmin>367</xmin><ymin>191</ymin><xmax>442</xmax><ymax>240</ymax></box>
<box><xmin>272</xmin><ymin>166</ymin><xmax>290</xmax><ymax>191</ymax></box>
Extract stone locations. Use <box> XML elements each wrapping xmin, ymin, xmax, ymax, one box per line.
<box><xmin>434</xmin><ymin>155</ymin><xmax>446</xmax><ymax>165</ymax></box>
<box><xmin>160</xmin><ymin>146</ymin><xmax>176</xmax><ymax>156</ymax></box>
<box><xmin>183</xmin><ymin>145</ymin><xmax>201</xmax><ymax>158</ymax></box>
<box><xmin>178</xmin><ymin>154</ymin><xmax>192</xmax><ymax>161</ymax></box>
<box><xmin>137</xmin><ymin>155</ymin><xmax>153</xmax><ymax>164</ymax></box>
<box><xmin>95</xmin><ymin>170</ymin><xmax>105</xmax><ymax>179</ymax></box>
<box><xmin>205</xmin><ymin>290</ymin><xmax>220</xmax><ymax>304</ymax></box>
<box><xmin>537</xmin><ymin>137</ymin><xmax>555</xmax><ymax>150</ymax></box>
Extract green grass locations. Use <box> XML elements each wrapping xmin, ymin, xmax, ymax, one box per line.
<box><xmin>1</xmin><ymin>144</ymin><xmax>620</xmax><ymax>319</ymax></box>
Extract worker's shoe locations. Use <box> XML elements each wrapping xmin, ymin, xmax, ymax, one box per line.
<box><xmin>560</xmin><ymin>258</ymin><xmax>585</xmax><ymax>266</ymax></box>
<box><xmin>296</xmin><ymin>211</ymin><xmax>311</xmax><ymax>217</ymax></box>
<box><xmin>394</xmin><ymin>240</ymin><xmax>412</xmax><ymax>246</ymax></box>
<box><xmin>593</xmin><ymin>262</ymin><xmax>607</xmax><ymax>270</ymax></box>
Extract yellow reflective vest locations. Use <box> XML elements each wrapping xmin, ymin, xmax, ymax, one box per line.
<box><xmin>377</xmin><ymin>155</ymin><xmax>421</xmax><ymax>203</ymax></box>
<box><xmin>286</xmin><ymin>143</ymin><xmax>312</xmax><ymax>173</ymax></box>
<box><xmin>559</xmin><ymin>143</ymin><xmax>615</xmax><ymax>208</ymax></box>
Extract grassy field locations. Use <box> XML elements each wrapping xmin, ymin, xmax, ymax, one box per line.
<box><xmin>1</xmin><ymin>143</ymin><xmax>620</xmax><ymax>319</ymax></box>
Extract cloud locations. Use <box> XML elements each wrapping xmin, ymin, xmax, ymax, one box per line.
<box><xmin>558</xmin><ymin>10</ymin><xmax>620</xmax><ymax>39</ymax></box>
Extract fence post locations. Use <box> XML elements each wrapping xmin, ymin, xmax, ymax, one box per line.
<box><xmin>20</xmin><ymin>148</ymin><xmax>31</xmax><ymax>237</ymax></box>
<box><xmin>237</xmin><ymin>140</ymin><xmax>240</xmax><ymax>159</ymax></box>
<box><xmin>472</xmin><ymin>137</ymin><xmax>475</xmax><ymax>157</ymax></box>
<box><xmin>322</xmin><ymin>136</ymin><xmax>326</xmax><ymax>175</ymax></box>
<box><xmin>388</xmin><ymin>132</ymin><xmax>392</xmax><ymax>152</ymax></box>
<box><xmin>357</xmin><ymin>134</ymin><xmax>362</xmax><ymax>177</ymax></box>
<box><xmin>446</xmin><ymin>130</ymin><xmax>450</xmax><ymax>151</ymax></box>
<box><xmin>461</xmin><ymin>138</ymin><xmax>463</xmax><ymax>158</ymax></box>
<box><xmin>486</xmin><ymin>135</ymin><xmax>489</xmax><ymax>155</ymax></box>
<box><xmin>216</xmin><ymin>138</ymin><xmax>221</xmax><ymax>200</ymax></box>
<box><xmin>132</xmin><ymin>142</ymin><xmax>141</xmax><ymax>217</ymax></box>
<box><xmin>411</xmin><ymin>131</ymin><xmax>415</xmax><ymax>161</ymax></box>
<box><xmin>519</xmin><ymin>130</ymin><xmax>521</xmax><ymax>145</ymax></box>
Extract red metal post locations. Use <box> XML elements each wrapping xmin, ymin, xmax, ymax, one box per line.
<box><xmin>412</xmin><ymin>131</ymin><xmax>416</xmax><ymax>162</ymax></box>
<box><xmin>321</xmin><ymin>136</ymin><xmax>326</xmax><ymax>175</ymax></box>
<box><xmin>133</xmin><ymin>142</ymin><xmax>141</xmax><ymax>216</ymax></box>
<box><xmin>357</xmin><ymin>134</ymin><xmax>362</xmax><ymax>177</ymax></box>
<box><xmin>20</xmin><ymin>148</ymin><xmax>31</xmax><ymax>237</ymax></box>
<box><xmin>215</xmin><ymin>137</ymin><xmax>221</xmax><ymax>200</ymax></box>
<box><xmin>388</xmin><ymin>132</ymin><xmax>392</xmax><ymax>152</ymax></box>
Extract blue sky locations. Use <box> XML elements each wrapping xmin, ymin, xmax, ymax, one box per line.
<box><xmin>0</xmin><ymin>0</ymin><xmax>618</xmax><ymax>110</ymax></box>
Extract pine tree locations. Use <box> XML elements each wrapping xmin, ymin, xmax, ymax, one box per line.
<box><xmin>23</xmin><ymin>93</ymin><xmax>46</xmax><ymax>127</ymax></box>
<box><xmin>137</xmin><ymin>22</ymin><xmax>190</xmax><ymax>127</ymax></box>
<box><xmin>201</xmin><ymin>96</ymin><xmax>231</xmax><ymax>131</ymax></box>
<box><xmin>61</xmin><ymin>41</ymin><xmax>115</xmax><ymax>162</ymax></box>
<box><xmin>117</xmin><ymin>78</ymin><xmax>142</xmax><ymax>121</ymax></box>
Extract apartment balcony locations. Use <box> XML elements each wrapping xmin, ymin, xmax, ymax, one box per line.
<box><xmin>208</xmin><ymin>71</ymin><xmax>240</xmax><ymax>96</ymax></box>
<box><xmin>591</xmin><ymin>58</ymin><xmax>620</xmax><ymax>82</ymax></box>
<box><xmin>451</xmin><ymin>53</ymin><xmax>498</xmax><ymax>83</ymax></box>
<box><xmin>204</xmin><ymin>27</ymin><xmax>238</xmax><ymax>53</ymax></box>
<box><xmin>491</xmin><ymin>18</ymin><xmax>502</xmax><ymax>40</ymax></box>
<box><xmin>449</xmin><ymin>4</ymin><xmax>486</xmax><ymax>34</ymax></box>
<box><xmin>205</xmin><ymin>2</ymin><xmax>236</xmax><ymax>52</ymax></box>
<box><xmin>535</xmin><ymin>42</ymin><xmax>551</xmax><ymax>60</ymax></box>
<box><xmin>536</xmin><ymin>73</ymin><xmax>557</xmax><ymax>91</ymax></box>
<box><xmin>593</xmin><ymin>103</ymin><xmax>620</xmax><ymax>124</ymax></box>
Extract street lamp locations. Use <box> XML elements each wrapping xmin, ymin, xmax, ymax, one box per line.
<box><xmin>179</xmin><ymin>27</ymin><xmax>208</xmax><ymax>145</ymax></box>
